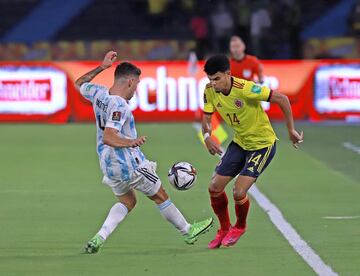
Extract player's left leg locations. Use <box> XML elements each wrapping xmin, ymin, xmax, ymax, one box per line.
<box><xmin>84</xmin><ymin>189</ymin><xmax>136</xmax><ymax>253</ymax></box>
<box><xmin>134</xmin><ymin>160</ymin><xmax>213</xmax><ymax>244</ymax></box>
<box><xmin>207</xmin><ymin>173</ymin><xmax>233</xmax><ymax>249</ymax></box>
<box><xmin>149</xmin><ymin>185</ymin><xmax>191</xmax><ymax>235</ymax></box>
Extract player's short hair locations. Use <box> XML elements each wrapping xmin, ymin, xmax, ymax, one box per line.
<box><xmin>204</xmin><ymin>54</ymin><xmax>230</xmax><ymax>75</ymax></box>
<box><xmin>114</xmin><ymin>62</ymin><xmax>141</xmax><ymax>79</ymax></box>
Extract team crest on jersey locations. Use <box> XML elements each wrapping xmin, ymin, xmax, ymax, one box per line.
<box><xmin>112</xmin><ymin>111</ymin><xmax>121</xmax><ymax>121</ymax></box>
<box><xmin>234</xmin><ymin>99</ymin><xmax>243</xmax><ymax>108</ymax></box>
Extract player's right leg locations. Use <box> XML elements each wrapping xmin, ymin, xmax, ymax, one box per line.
<box><xmin>134</xmin><ymin>160</ymin><xmax>213</xmax><ymax>244</ymax></box>
<box><xmin>148</xmin><ymin>185</ymin><xmax>213</xmax><ymax>245</ymax></box>
<box><xmin>207</xmin><ymin>173</ymin><xmax>233</xmax><ymax>249</ymax></box>
<box><xmin>84</xmin><ymin>185</ymin><xmax>136</xmax><ymax>254</ymax></box>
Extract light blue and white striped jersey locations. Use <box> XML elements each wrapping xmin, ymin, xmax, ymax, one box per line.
<box><xmin>80</xmin><ymin>82</ymin><xmax>146</xmax><ymax>181</ymax></box>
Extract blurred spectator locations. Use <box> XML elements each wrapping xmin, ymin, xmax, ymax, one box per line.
<box><xmin>1</xmin><ymin>43</ymin><xmax>27</xmax><ymax>61</ymax></box>
<box><xmin>231</xmin><ymin>0</ymin><xmax>251</xmax><ymax>46</ymax></box>
<box><xmin>303</xmin><ymin>39</ymin><xmax>337</xmax><ymax>59</ymax></box>
<box><xmin>250</xmin><ymin>4</ymin><xmax>271</xmax><ymax>58</ymax></box>
<box><xmin>210</xmin><ymin>2</ymin><xmax>234</xmax><ymax>53</ymax></box>
<box><xmin>181</xmin><ymin>0</ymin><xmax>195</xmax><ymax>12</ymax></box>
<box><xmin>147</xmin><ymin>40</ymin><xmax>175</xmax><ymax>59</ymax></box>
<box><xmin>313</xmin><ymin>40</ymin><xmax>338</xmax><ymax>59</ymax></box>
<box><xmin>0</xmin><ymin>44</ymin><xmax>7</xmax><ymax>60</ymax></box>
<box><xmin>282</xmin><ymin>0</ymin><xmax>301</xmax><ymax>58</ymax></box>
<box><xmin>24</xmin><ymin>42</ymin><xmax>50</xmax><ymax>60</ymax></box>
<box><xmin>0</xmin><ymin>0</ymin><xmax>352</xmax><ymax>60</ymax></box>
<box><xmin>147</xmin><ymin>0</ymin><xmax>167</xmax><ymax>28</ymax></box>
<box><xmin>349</xmin><ymin>0</ymin><xmax>360</xmax><ymax>36</ymax></box>
<box><xmin>190</xmin><ymin>11</ymin><xmax>209</xmax><ymax>59</ymax></box>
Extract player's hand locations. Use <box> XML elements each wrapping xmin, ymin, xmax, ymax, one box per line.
<box><xmin>101</xmin><ymin>50</ymin><xmax>117</xmax><ymax>69</ymax></box>
<box><xmin>131</xmin><ymin>136</ymin><xmax>147</xmax><ymax>147</ymax></box>
<box><xmin>205</xmin><ymin>137</ymin><xmax>223</xmax><ymax>156</ymax></box>
<box><xmin>289</xmin><ymin>129</ymin><xmax>303</xmax><ymax>149</ymax></box>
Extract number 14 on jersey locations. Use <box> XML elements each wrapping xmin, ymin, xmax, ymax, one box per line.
<box><xmin>226</xmin><ymin>113</ymin><xmax>240</xmax><ymax>125</ymax></box>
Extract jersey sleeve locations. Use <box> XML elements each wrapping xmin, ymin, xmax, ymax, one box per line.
<box><xmin>203</xmin><ymin>87</ymin><xmax>215</xmax><ymax>113</ymax></box>
<box><xmin>243</xmin><ymin>81</ymin><xmax>271</xmax><ymax>102</ymax></box>
<box><xmin>105</xmin><ymin>101</ymin><xmax>129</xmax><ymax>131</ymax></box>
<box><xmin>80</xmin><ymin>82</ymin><xmax>105</xmax><ymax>102</ymax></box>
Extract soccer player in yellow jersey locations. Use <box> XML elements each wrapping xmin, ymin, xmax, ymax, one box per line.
<box><xmin>202</xmin><ymin>54</ymin><xmax>303</xmax><ymax>249</ymax></box>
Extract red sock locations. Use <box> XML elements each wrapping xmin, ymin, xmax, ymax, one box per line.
<box><xmin>234</xmin><ymin>196</ymin><xmax>250</xmax><ymax>229</ymax></box>
<box><xmin>210</xmin><ymin>192</ymin><xmax>231</xmax><ymax>231</ymax></box>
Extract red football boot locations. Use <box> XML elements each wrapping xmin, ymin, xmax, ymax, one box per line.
<box><xmin>208</xmin><ymin>229</ymin><xmax>229</xmax><ymax>249</ymax></box>
<box><xmin>221</xmin><ymin>226</ymin><xmax>246</xmax><ymax>247</ymax></box>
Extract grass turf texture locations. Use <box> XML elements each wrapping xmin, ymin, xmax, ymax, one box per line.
<box><xmin>0</xmin><ymin>122</ymin><xmax>359</xmax><ymax>275</ymax></box>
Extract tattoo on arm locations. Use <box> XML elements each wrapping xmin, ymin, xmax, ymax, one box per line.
<box><xmin>75</xmin><ymin>66</ymin><xmax>105</xmax><ymax>90</ymax></box>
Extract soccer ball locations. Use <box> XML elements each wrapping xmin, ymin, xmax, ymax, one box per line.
<box><xmin>168</xmin><ymin>162</ymin><xmax>197</xmax><ymax>191</ymax></box>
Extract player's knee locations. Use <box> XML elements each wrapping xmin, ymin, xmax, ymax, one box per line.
<box><xmin>148</xmin><ymin>186</ymin><xmax>169</xmax><ymax>204</ymax></box>
<box><xmin>208</xmin><ymin>174</ymin><xmax>229</xmax><ymax>196</ymax></box>
<box><xmin>233</xmin><ymin>188</ymin><xmax>247</xmax><ymax>201</ymax></box>
<box><xmin>208</xmin><ymin>185</ymin><xmax>224</xmax><ymax>197</ymax></box>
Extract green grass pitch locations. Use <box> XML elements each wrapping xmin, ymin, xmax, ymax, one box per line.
<box><xmin>0</xmin><ymin>122</ymin><xmax>359</xmax><ymax>275</ymax></box>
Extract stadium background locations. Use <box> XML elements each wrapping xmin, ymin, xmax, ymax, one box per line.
<box><xmin>0</xmin><ymin>0</ymin><xmax>359</xmax><ymax>275</ymax></box>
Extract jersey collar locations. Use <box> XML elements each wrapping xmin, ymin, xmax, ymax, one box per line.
<box><xmin>231</xmin><ymin>54</ymin><xmax>247</xmax><ymax>62</ymax></box>
<box><xmin>219</xmin><ymin>77</ymin><xmax>233</xmax><ymax>96</ymax></box>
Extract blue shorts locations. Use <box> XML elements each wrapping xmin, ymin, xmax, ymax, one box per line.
<box><xmin>216</xmin><ymin>141</ymin><xmax>276</xmax><ymax>178</ymax></box>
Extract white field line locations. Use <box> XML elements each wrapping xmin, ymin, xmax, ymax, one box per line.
<box><xmin>192</xmin><ymin>123</ymin><xmax>337</xmax><ymax>276</ymax></box>
<box><xmin>322</xmin><ymin>216</ymin><xmax>360</xmax><ymax>220</ymax></box>
<box><xmin>343</xmin><ymin>142</ymin><xmax>360</xmax><ymax>155</ymax></box>
<box><xmin>249</xmin><ymin>185</ymin><xmax>337</xmax><ymax>276</ymax></box>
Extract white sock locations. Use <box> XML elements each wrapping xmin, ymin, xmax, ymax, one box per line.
<box><xmin>98</xmin><ymin>202</ymin><xmax>128</xmax><ymax>240</ymax></box>
<box><xmin>157</xmin><ymin>199</ymin><xmax>191</xmax><ymax>235</ymax></box>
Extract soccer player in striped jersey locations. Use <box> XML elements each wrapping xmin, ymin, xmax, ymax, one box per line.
<box><xmin>75</xmin><ymin>51</ymin><xmax>213</xmax><ymax>253</ymax></box>
<box><xmin>202</xmin><ymin>54</ymin><xmax>303</xmax><ymax>249</ymax></box>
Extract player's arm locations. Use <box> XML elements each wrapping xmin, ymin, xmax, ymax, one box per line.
<box><xmin>103</xmin><ymin>127</ymin><xmax>147</xmax><ymax>148</ymax></box>
<box><xmin>269</xmin><ymin>91</ymin><xmax>304</xmax><ymax>148</ymax></box>
<box><xmin>202</xmin><ymin>88</ymin><xmax>223</xmax><ymax>155</ymax></box>
<box><xmin>202</xmin><ymin>113</ymin><xmax>223</xmax><ymax>155</ymax></box>
<box><xmin>75</xmin><ymin>50</ymin><xmax>117</xmax><ymax>90</ymax></box>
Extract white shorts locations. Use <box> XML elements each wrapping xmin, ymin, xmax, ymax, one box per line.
<box><xmin>102</xmin><ymin>160</ymin><xmax>161</xmax><ymax>197</ymax></box>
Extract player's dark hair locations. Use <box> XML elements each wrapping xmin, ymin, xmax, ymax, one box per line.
<box><xmin>114</xmin><ymin>62</ymin><xmax>141</xmax><ymax>79</ymax></box>
<box><xmin>204</xmin><ymin>54</ymin><xmax>230</xmax><ymax>75</ymax></box>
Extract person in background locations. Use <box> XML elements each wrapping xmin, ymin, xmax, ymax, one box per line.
<box><xmin>229</xmin><ymin>36</ymin><xmax>264</xmax><ymax>84</ymax></box>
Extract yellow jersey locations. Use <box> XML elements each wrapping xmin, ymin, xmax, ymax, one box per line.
<box><xmin>203</xmin><ymin>77</ymin><xmax>276</xmax><ymax>150</ymax></box>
